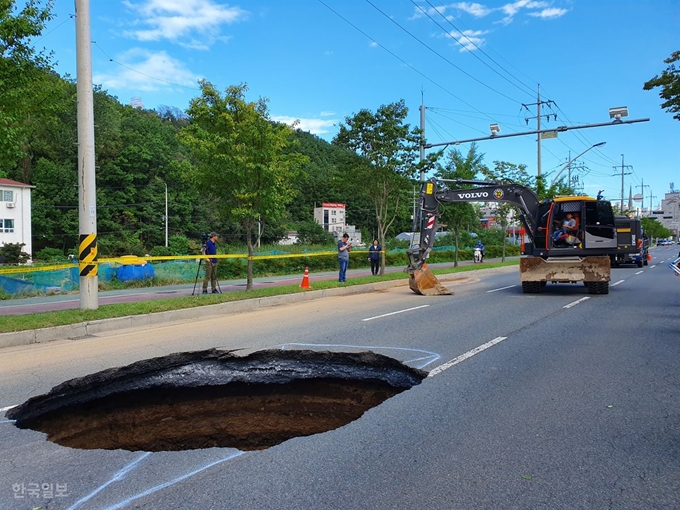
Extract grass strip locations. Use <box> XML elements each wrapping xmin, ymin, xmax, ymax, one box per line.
<box><xmin>1</xmin><ymin>261</ymin><xmax>518</xmax><ymax>334</ymax></box>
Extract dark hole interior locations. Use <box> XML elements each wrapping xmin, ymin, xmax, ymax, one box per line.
<box><xmin>8</xmin><ymin>349</ymin><xmax>426</xmax><ymax>452</ymax></box>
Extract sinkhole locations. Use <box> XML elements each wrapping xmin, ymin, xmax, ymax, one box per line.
<box><xmin>7</xmin><ymin>349</ymin><xmax>425</xmax><ymax>452</ymax></box>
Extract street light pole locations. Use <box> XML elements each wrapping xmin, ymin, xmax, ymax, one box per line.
<box><xmin>164</xmin><ymin>182</ymin><xmax>168</xmax><ymax>248</ymax></box>
<box><xmin>550</xmin><ymin>141</ymin><xmax>606</xmax><ymax>187</ymax></box>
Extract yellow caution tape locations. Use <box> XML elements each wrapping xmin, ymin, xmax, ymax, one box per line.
<box><xmin>0</xmin><ymin>250</ymin><xmax>375</xmax><ymax>276</ymax></box>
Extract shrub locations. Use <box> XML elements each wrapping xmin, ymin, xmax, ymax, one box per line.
<box><xmin>0</xmin><ymin>243</ymin><xmax>30</xmax><ymax>265</ymax></box>
<box><xmin>35</xmin><ymin>247</ymin><xmax>65</xmax><ymax>263</ymax></box>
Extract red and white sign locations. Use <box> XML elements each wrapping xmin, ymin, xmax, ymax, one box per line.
<box><xmin>322</xmin><ymin>203</ymin><xmax>346</xmax><ymax>208</ymax></box>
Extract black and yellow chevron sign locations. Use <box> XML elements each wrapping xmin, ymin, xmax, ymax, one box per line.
<box><xmin>78</xmin><ymin>233</ymin><xmax>98</xmax><ymax>277</ymax></box>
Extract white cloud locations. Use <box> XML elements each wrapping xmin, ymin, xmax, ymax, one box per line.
<box><xmin>413</xmin><ymin>1</ymin><xmax>563</xmax><ymax>26</ymax></box>
<box><xmin>94</xmin><ymin>48</ymin><xmax>201</xmax><ymax>93</ymax></box>
<box><xmin>452</xmin><ymin>2</ymin><xmax>494</xmax><ymax>18</ymax></box>
<box><xmin>121</xmin><ymin>0</ymin><xmax>248</xmax><ymax>50</ymax></box>
<box><xmin>271</xmin><ymin>116</ymin><xmax>337</xmax><ymax>136</ymax></box>
<box><xmin>447</xmin><ymin>28</ymin><xmax>488</xmax><ymax>52</ymax></box>
<box><xmin>528</xmin><ymin>7</ymin><xmax>568</xmax><ymax>19</ymax></box>
<box><xmin>320</xmin><ymin>111</ymin><xmax>336</xmax><ymax>117</ymax></box>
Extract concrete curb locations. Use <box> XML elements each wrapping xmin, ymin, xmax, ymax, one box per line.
<box><xmin>0</xmin><ymin>266</ymin><xmax>516</xmax><ymax>349</ymax></box>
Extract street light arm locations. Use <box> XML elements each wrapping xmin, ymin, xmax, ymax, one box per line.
<box><xmin>550</xmin><ymin>142</ymin><xmax>606</xmax><ymax>187</ymax></box>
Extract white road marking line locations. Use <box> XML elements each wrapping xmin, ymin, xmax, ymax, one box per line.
<box><xmin>0</xmin><ymin>420</ymin><xmax>16</xmax><ymax>424</ymax></box>
<box><xmin>487</xmin><ymin>285</ymin><xmax>516</xmax><ymax>293</ymax></box>
<box><xmin>0</xmin><ymin>405</ymin><xmax>17</xmax><ymax>412</ymax></box>
<box><xmin>362</xmin><ymin>305</ymin><xmax>430</xmax><ymax>322</ymax></box>
<box><xmin>611</xmin><ymin>280</ymin><xmax>625</xmax><ymax>287</ymax></box>
<box><xmin>564</xmin><ymin>297</ymin><xmax>590</xmax><ymax>309</ymax></box>
<box><xmin>428</xmin><ymin>337</ymin><xmax>508</xmax><ymax>378</ymax></box>
<box><xmin>650</xmin><ymin>265</ymin><xmax>656</xmax><ymax>268</ymax></box>
<box><xmin>635</xmin><ymin>271</ymin><xmax>644</xmax><ymax>275</ymax></box>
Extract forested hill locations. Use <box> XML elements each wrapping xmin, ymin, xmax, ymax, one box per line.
<box><xmin>1</xmin><ymin>67</ymin><xmax>372</xmax><ymax>255</ymax></box>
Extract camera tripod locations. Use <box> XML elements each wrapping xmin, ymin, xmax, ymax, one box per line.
<box><xmin>191</xmin><ymin>255</ymin><xmax>222</xmax><ymax>296</ymax></box>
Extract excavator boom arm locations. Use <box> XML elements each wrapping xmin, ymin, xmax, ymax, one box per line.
<box><xmin>408</xmin><ymin>179</ymin><xmax>538</xmax><ymax>273</ymax></box>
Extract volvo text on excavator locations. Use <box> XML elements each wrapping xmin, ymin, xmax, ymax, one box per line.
<box><xmin>406</xmin><ymin>178</ymin><xmax>619</xmax><ymax>296</ymax></box>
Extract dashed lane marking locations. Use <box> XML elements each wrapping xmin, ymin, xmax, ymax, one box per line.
<box><xmin>487</xmin><ymin>285</ymin><xmax>517</xmax><ymax>293</ymax></box>
<box><xmin>362</xmin><ymin>305</ymin><xmax>430</xmax><ymax>322</ymax></box>
<box><xmin>564</xmin><ymin>297</ymin><xmax>590</xmax><ymax>309</ymax></box>
<box><xmin>428</xmin><ymin>337</ymin><xmax>508</xmax><ymax>377</ymax></box>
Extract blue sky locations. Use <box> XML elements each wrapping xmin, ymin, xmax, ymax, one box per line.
<box><xmin>37</xmin><ymin>0</ymin><xmax>679</xmax><ymax>210</ymax></box>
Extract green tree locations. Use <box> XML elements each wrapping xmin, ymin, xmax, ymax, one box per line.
<box><xmin>435</xmin><ymin>144</ymin><xmax>486</xmax><ymax>266</ymax></box>
<box><xmin>180</xmin><ymin>81</ymin><xmax>308</xmax><ymax>289</ymax></box>
<box><xmin>333</xmin><ymin>100</ymin><xmax>432</xmax><ymax>275</ymax></box>
<box><xmin>643</xmin><ymin>50</ymin><xmax>680</xmax><ymax>120</ymax></box>
<box><xmin>640</xmin><ymin>217</ymin><xmax>671</xmax><ymax>241</ymax></box>
<box><xmin>481</xmin><ymin>161</ymin><xmax>534</xmax><ymax>260</ymax></box>
<box><xmin>0</xmin><ymin>0</ymin><xmax>56</xmax><ymax>175</ymax></box>
<box><xmin>296</xmin><ymin>219</ymin><xmax>334</xmax><ymax>245</ymax></box>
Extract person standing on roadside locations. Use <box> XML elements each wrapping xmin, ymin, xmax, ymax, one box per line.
<box><xmin>337</xmin><ymin>233</ymin><xmax>351</xmax><ymax>283</ymax></box>
<box><xmin>368</xmin><ymin>239</ymin><xmax>381</xmax><ymax>276</ymax></box>
<box><xmin>202</xmin><ymin>232</ymin><xmax>220</xmax><ymax>294</ymax></box>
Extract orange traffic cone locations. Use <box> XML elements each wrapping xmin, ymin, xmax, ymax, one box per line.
<box><xmin>300</xmin><ymin>266</ymin><xmax>312</xmax><ymax>289</ymax></box>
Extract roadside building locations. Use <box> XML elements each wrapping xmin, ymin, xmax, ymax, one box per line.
<box><xmin>313</xmin><ymin>202</ymin><xmax>363</xmax><ymax>245</ymax></box>
<box><xmin>0</xmin><ymin>178</ymin><xmax>34</xmax><ymax>259</ymax></box>
<box><xmin>654</xmin><ymin>191</ymin><xmax>680</xmax><ymax>239</ymax></box>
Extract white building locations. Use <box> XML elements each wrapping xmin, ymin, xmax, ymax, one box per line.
<box><xmin>0</xmin><ymin>178</ymin><xmax>34</xmax><ymax>258</ymax></box>
<box><xmin>656</xmin><ymin>191</ymin><xmax>680</xmax><ymax>238</ymax></box>
<box><xmin>314</xmin><ymin>202</ymin><xmax>346</xmax><ymax>236</ymax></box>
<box><xmin>313</xmin><ymin>202</ymin><xmax>363</xmax><ymax>244</ymax></box>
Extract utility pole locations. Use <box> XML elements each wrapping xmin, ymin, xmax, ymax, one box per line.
<box><xmin>648</xmin><ymin>190</ymin><xmax>657</xmax><ymax>215</ymax></box>
<box><xmin>419</xmin><ymin>93</ymin><xmax>426</xmax><ymax>181</ymax></box>
<box><xmin>521</xmin><ymin>84</ymin><xmax>556</xmax><ymax>181</ymax></box>
<box><xmin>613</xmin><ymin>154</ymin><xmax>633</xmax><ymax>212</ymax></box>
<box><xmin>636</xmin><ymin>178</ymin><xmax>650</xmax><ymax>212</ymax></box>
<box><xmin>75</xmin><ymin>0</ymin><xmax>98</xmax><ymax>310</ymax></box>
<box><xmin>537</xmin><ymin>85</ymin><xmax>541</xmax><ymax>180</ymax></box>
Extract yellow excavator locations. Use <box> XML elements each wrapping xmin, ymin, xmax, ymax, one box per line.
<box><xmin>406</xmin><ymin>178</ymin><xmax>619</xmax><ymax>296</ymax></box>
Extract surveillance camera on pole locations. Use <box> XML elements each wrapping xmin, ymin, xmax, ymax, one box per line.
<box><xmin>609</xmin><ymin>106</ymin><xmax>629</xmax><ymax>122</ymax></box>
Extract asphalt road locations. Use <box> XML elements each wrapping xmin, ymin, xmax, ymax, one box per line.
<box><xmin>0</xmin><ymin>247</ymin><xmax>678</xmax><ymax>509</ymax></box>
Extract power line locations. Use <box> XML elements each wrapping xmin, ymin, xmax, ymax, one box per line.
<box><xmin>415</xmin><ymin>0</ymin><xmax>536</xmax><ymax>98</ymax></box>
<box><xmin>316</xmin><ymin>0</ymin><xmax>497</xmax><ymax>121</ymax></box>
<box><xmin>364</xmin><ymin>0</ymin><xmax>524</xmax><ymax>105</ymax></box>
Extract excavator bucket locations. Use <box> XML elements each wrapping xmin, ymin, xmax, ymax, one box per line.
<box><xmin>408</xmin><ymin>263</ymin><xmax>453</xmax><ymax>296</ymax></box>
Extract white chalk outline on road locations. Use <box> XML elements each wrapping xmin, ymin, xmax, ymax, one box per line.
<box><xmin>101</xmin><ymin>452</ymin><xmax>245</xmax><ymax>510</ymax></box>
<box><xmin>564</xmin><ymin>297</ymin><xmax>590</xmax><ymax>309</ymax></box>
<box><xmin>279</xmin><ymin>342</ymin><xmax>441</xmax><ymax>369</ymax></box>
<box><xmin>362</xmin><ymin>305</ymin><xmax>430</xmax><ymax>322</ymax></box>
<box><xmin>66</xmin><ymin>452</ymin><xmax>152</xmax><ymax>510</ymax></box>
<box><xmin>428</xmin><ymin>336</ymin><xmax>508</xmax><ymax>378</ymax></box>
<box><xmin>487</xmin><ymin>285</ymin><xmax>516</xmax><ymax>293</ymax></box>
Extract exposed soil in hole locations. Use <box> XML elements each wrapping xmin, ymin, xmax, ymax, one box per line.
<box><xmin>8</xmin><ymin>349</ymin><xmax>425</xmax><ymax>452</ymax></box>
